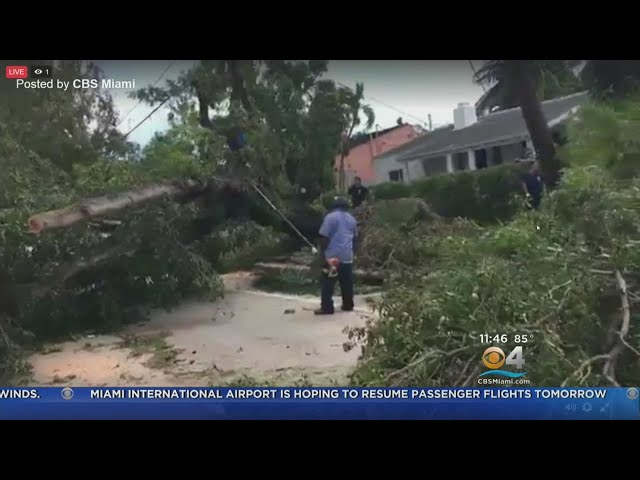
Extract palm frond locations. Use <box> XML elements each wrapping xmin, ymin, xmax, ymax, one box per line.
<box><xmin>361</xmin><ymin>105</ymin><xmax>375</xmax><ymax>130</ymax></box>
<box><xmin>473</xmin><ymin>60</ymin><xmax>505</xmax><ymax>85</ymax></box>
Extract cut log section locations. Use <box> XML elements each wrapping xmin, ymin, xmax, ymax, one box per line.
<box><xmin>253</xmin><ymin>262</ymin><xmax>385</xmax><ymax>283</ymax></box>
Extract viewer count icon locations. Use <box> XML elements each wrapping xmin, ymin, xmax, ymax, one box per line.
<box><xmin>627</xmin><ymin>388</ymin><xmax>639</xmax><ymax>401</ymax></box>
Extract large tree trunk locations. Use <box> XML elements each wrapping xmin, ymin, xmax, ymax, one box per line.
<box><xmin>26</xmin><ymin>175</ymin><xmax>319</xmax><ymax>248</ymax></box>
<box><xmin>339</xmin><ymin>125</ymin><xmax>356</xmax><ymax>192</ymax></box>
<box><xmin>228</xmin><ymin>61</ymin><xmax>253</xmax><ymax>113</ymax></box>
<box><xmin>338</xmin><ymin>152</ymin><xmax>346</xmax><ymax>192</ymax></box>
<box><xmin>27</xmin><ymin>179</ymin><xmax>207</xmax><ymax>234</ymax></box>
<box><xmin>507</xmin><ymin>60</ymin><xmax>561</xmax><ymax>186</ymax></box>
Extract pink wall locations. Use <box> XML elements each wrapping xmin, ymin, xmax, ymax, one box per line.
<box><xmin>335</xmin><ymin>124</ymin><xmax>420</xmax><ymax>185</ymax></box>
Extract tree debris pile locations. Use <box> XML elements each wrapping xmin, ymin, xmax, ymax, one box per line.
<box><xmin>348</xmin><ymin>167</ymin><xmax>640</xmax><ymax>387</ymax></box>
<box><xmin>352</xmin><ymin>198</ymin><xmax>442</xmax><ymax>271</ymax></box>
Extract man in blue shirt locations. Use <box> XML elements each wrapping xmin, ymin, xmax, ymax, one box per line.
<box><xmin>315</xmin><ymin>197</ymin><xmax>358</xmax><ymax>315</ymax></box>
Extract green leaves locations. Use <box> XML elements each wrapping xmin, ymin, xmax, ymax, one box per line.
<box><xmin>580</xmin><ymin>60</ymin><xmax>640</xmax><ymax>99</ymax></box>
<box><xmin>132</xmin><ymin>60</ymin><xmax>377</xmax><ymax>196</ymax></box>
<box><xmin>0</xmin><ymin>61</ymin><xmax>133</xmax><ymax>171</ymax></box>
<box><xmin>352</xmin><ymin>164</ymin><xmax>640</xmax><ymax>387</ymax></box>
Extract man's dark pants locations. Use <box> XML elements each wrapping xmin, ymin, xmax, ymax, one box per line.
<box><xmin>320</xmin><ymin>262</ymin><xmax>354</xmax><ymax>313</ymax></box>
<box><xmin>527</xmin><ymin>195</ymin><xmax>541</xmax><ymax>210</ymax></box>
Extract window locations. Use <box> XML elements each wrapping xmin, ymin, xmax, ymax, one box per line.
<box><xmin>453</xmin><ymin>152</ymin><xmax>468</xmax><ymax>171</ymax></box>
<box><xmin>389</xmin><ymin>169</ymin><xmax>404</xmax><ymax>182</ymax></box>
<box><xmin>492</xmin><ymin>146</ymin><xmax>503</xmax><ymax>165</ymax></box>
<box><xmin>475</xmin><ymin>149</ymin><xmax>488</xmax><ymax>169</ymax></box>
<box><xmin>422</xmin><ymin>156</ymin><xmax>447</xmax><ymax>176</ymax></box>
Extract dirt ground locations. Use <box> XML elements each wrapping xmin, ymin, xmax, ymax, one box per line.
<box><xmin>27</xmin><ymin>273</ymin><xmax>377</xmax><ymax>386</ymax></box>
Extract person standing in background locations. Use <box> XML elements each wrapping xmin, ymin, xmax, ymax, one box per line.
<box><xmin>522</xmin><ymin>161</ymin><xmax>544</xmax><ymax>210</ymax></box>
<box><xmin>347</xmin><ymin>177</ymin><xmax>369</xmax><ymax>208</ymax></box>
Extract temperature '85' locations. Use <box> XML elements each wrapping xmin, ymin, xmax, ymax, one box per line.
<box><xmin>514</xmin><ymin>334</ymin><xmax>533</xmax><ymax>343</ymax></box>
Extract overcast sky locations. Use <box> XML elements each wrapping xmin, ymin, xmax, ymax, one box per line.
<box><xmin>96</xmin><ymin>60</ymin><xmax>485</xmax><ymax>146</ymax></box>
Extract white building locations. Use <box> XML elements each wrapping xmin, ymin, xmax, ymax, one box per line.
<box><xmin>372</xmin><ymin>92</ymin><xmax>588</xmax><ymax>185</ymax></box>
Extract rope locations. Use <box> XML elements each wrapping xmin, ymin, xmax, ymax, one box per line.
<box><xmin>249</xmin><ymin>182</ymin><xmax>318</xmax><ymax>254</ymax></box>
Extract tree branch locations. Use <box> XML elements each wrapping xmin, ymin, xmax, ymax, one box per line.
<box><xmin>454</xmin><ymin>355</ymin><xmax>476</xmax><ymax>386</ymax></box>
<box><xmin>31</xmin><ymin>245</ymin><xmax>137</xmax><ymax>299</ymax></box>
<box><xmin>561</xmin><ymin>354</ymin><xmax>610</xmax><ymax>387</ymax></box>
<box><xmin>602</xmin><ymin>270</ymin><xmax>636</xmax><ymax>385</ymax></box>
<box><xmin>385</xmin><ymin>345</ymin><xmax>470</xmax><ymax>386</ymax></box>
<box><xmin>0</xmin><ymin>323</ymin><xmax>10</xmax><ymax>347</ymax></box>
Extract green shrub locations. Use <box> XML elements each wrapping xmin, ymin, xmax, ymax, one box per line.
<box><xmin>371</xmin><ymin>182</ymin><xmax>412</xmax><ymax>200</ymax></box>
<box><xmin>562</xmin><ymin>99</ymin><xmax>640</xmax><ymax>178</ymax></box>
<box><xmin>474</xmin><ymin>164</ymin><xmax>526</xmax><ymax>222</ymax></box>
<box><xmin>373</xmin><ymin>163</ymin><xmax>528</xmax><ymax>222</ymax></box>
<box><xmin>368</xmin><ymin>199</ymin><xmax>424</xmax><ymax>227</ymax></box>
<box><xmin>413</xmin><ymin>171</ymin><xmax>478</xmax><ymax>218</ymax></box>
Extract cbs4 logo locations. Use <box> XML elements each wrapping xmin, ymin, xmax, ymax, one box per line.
<box><xmin>482</xmin><ymin>346</ymin><xmax>526</xmax><ymax>370</ymax></box>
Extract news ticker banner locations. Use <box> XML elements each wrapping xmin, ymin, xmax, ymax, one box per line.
<box><xmin>0</xmin><ymin>387</ymin><xmax>638</xmax><ymax>420</ymax></box>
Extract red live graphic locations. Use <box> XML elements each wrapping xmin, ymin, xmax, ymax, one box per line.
<box><xmin>6</xmin><ymin>66</ymin><xmax>28</xmax><ymax>79</ymax></box>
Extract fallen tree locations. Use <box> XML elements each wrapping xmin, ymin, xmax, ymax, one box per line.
<box><xmin>0</xmin><ymin>59</ymin><xmax>362</xmax><ymax>383</ymax></box>
<box><xmin>16</xmin><ymin>173</ymin><xmax>324</xmax><ymax>313</ymax></box>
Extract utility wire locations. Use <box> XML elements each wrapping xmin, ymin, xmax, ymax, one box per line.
<box><xmin>117</xmin><ymin>61</ymin><xmax>176</xmax><ymax>128</ymax></box>
<box><xmin>468</xmin><ymin>60</ymin><xmax>487</xmax><ymax>93</ymax></box>
<box><xmin>335</xmin><ymin>81</ymin><xmax>430</xmax><ymax>126</ymax></box>
<box><xmin>123</xmin><ymin>66</ymin><xmax>439</xmax><ymax>140</ymax></box>
<box><xmin>122</xmin><ymin>96</ymin><xmax>170</xmax><ymax>139</ymax></box>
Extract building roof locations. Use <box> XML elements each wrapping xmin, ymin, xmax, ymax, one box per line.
<box><xmin>375</xmin><ymin>124</ymin><xmax>455</xmax><ymax>160</ymax></box>
<box><xmin>346</xmin><ymin>123</ymin><xmax>409</xmax><ymax>150</ymax></box>
<box><xmin>384</xmin><ymin>92</ymin><xmax>588</xmax><ymax>163</ymax></box>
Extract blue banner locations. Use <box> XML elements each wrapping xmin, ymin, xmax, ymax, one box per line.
<box><xmin>0</xmin><ymin>387</ymin><xmax>638</xmax><ymax>420</ymax></box>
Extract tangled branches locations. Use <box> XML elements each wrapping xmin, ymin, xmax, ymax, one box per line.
<box><xmin>352</xmin><ymin>199</ymin><xmax>442</xmax><ymax>271</ymax></box>
<box><xmin>349</xmin><ymin>167</ymin><xmax>640</xmax><ymax>387</ymax></box>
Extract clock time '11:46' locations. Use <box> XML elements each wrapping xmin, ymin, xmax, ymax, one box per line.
<box><xmin>480</xmin><ymin>334</ymin><xmax>509</xmax><ymax>344</ymax></box>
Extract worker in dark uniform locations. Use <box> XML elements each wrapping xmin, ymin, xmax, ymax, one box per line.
<box><xmin>521</xmin><ymin>161</ymin><xmax>544</xmax><ymax>210</ymax></box>
<box><xmin>347</xmin><ymin>176</ymin><xmax>369</xmax><ymax>208</ymax></box>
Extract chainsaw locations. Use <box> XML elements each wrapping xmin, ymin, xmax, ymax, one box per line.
<box><xmin>322</xmin><ymin>257</ymin><xmax>340</xmax><ymax>278</ymax></box>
